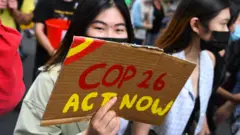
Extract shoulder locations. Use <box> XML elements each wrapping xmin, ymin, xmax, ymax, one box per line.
<box><xmin>23</xmin><ymin>65</ymin><xmax>61</xmax><ymax>108</ymax></box>
<box><xmin>35</xmin><ymin>0</ymin><xmax>53</xmax><ymax>9</ymax></box>
<box><xmin>205</xmin><ymin>50</ymin><xmax>216</xmax><ymax>67</ymax></box>
<box><xmin>39</xmin><ymin>64</ymin><xmax>61</xmax><ymax>81</ymax></box>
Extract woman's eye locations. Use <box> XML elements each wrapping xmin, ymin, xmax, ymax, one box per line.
<box><xmin>94</xmin><ymin>27</ymin><xmax>104</xmax><ymax>31</ymax></box>
<box><xmin>221</xmin><ymin>23</ymin><xmax>227</xmax><ymax>26</ymax></box>
<box><xmin>116</xmin><ymin>29</ymin><xmax>125</xmax><ymax>33</ymax></box>
<box><xmin>116</xmin><ymin>29</ymin><xmax>123</xmax><ymax>32</ymax></box>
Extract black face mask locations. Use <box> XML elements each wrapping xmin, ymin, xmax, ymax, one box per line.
<box><xmin>89</xmin><ymin>37</ymin><xmax>128</xmax><ymax>43</ymax></box>
<box><xmin>200</xmin><ymin>31</ymin><xmax>230</xmax><ymax>52</ymax></box>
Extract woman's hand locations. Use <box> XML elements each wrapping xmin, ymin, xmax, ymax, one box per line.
<box><xmin>83</xmin><ymin>97</ymin><xmax>120</xmax><ymax>135</ymax></box>
<box><xmin>215</xmin><ymin>101</ymin><xmax>235</xmax><ymax>124</ymax></box>
<box><xmin>198</xmin><ymin>117</ymin><xmax>210</xmax><ymax>135</ymax></box>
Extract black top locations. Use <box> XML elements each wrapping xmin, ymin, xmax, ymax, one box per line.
<box><xmin>184</xmin><ymin>97</ymin><xmax>200</xmax><ymax>134</ymax></box>
<box><xmin>212</xmin><ymin>51</ymin><xmax>226</xmax><ymax>91</ymax></box>
<box><xmin>33</xmin><ymin>0</ymin><xmax>78</xmax><ymax>24</ymax></box>
<box><xmin>33</xmin><ymin>0</ymin><xmax>78</xmax><ymax>79</ymax></box>
<box><xmin>226</xmin><ymin>40</ymin><xmax>240</xmax><ymax>74</ymax></box>
<box><xmin>148</xmin><ymin>4</ymin><xmax>165</xmax><ymax>34</ymax></box>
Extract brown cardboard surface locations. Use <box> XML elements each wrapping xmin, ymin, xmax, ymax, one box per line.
<box><xmin>41</xmin><ymin>37</ymin><xmax>195</xmax><ymax>126</ymax></box>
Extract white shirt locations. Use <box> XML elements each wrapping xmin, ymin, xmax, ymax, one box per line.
<box><xmin>153</xmin><ymin>50</ymin><xmax>214</xmax><ymax>135</ymax></box>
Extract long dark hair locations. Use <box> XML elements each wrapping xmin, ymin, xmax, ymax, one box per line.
<box><xmin>47</xmin><ymin>0</ymin><xmax>134</xmax><ymax>68</ymax></box>
<box><xmin>228</xmin><ymin>0</ymin><xmax>240</xmax><ymax>26</ymax></box>
<box><xmin>155</xmin><ymin>0</ymin><xmax>230</xmax><ymax>53</ymax></box>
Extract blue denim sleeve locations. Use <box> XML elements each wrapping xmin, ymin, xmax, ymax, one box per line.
<box><xmin>131</xmin><ymin>1</ymin><xmax>143</xmax><ymax>28</ymax></box>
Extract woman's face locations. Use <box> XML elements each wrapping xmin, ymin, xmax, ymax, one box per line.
<box><xmin>86</xmin><ymin>7</ymin><xmax>128</xmax><ymax>39</ymax></box>
<box><xmin>199</xmin><ymin>8</ymin><xmax>230</xmax><ymax>41</ymax></box>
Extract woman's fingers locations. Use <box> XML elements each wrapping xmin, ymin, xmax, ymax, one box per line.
<box><xmin>109</xmin><ymin>117</ymin><xmax>121</xmax><ymax>135</ymax></box>
<box><xmin>92</xmin><ymin>97</ymin><xmax>117</xmax><ymax>123</ymax></box>
<box><xmin>101</xmin><ymin>110</ymin><xmax>117</xmax><ymax>128</ymax></box>
<box><xmin>87</xmin><ymin>97</ymin><xmax>119</xmax><ymax>135</ymax></box>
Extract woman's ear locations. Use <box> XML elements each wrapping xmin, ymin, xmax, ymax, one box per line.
<box><xmin>190</xmin><ymin>17</ymin><xmax>201</xmax><ymax>34</ymax></box>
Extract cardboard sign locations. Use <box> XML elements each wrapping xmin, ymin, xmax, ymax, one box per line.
<box><xmin>41</xmin><ymin>37</ymin><xmax>195</xmax><ymax>126</ymax></box>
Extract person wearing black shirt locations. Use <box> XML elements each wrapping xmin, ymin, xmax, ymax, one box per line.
<box><xmin>145</xmin><ymin>0</ymin><xmax>164</xmax><ymax>45</ymax></box>
<box><xmin>207</xmin><ymin>2</ymin><xmax>240</xmax><ymax>132</ymax></box>
<box><xmin>33</xmin><ymin>0</ymin><xmax>78</xmax><ymax>81</ymax></box>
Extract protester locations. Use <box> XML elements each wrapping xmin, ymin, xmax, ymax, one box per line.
<box><xmin>214</xmin><ymin>10</ymin><xmax>240</xmax><ymax>135</ymax></box>
<box><xmin>230</xmin><ymin>14</ymin><xmax>240</xmax><ymax>134</ymax></box>
<box><xmin>132</xmin><ymin>0</ymin><xmax>230</xmax><ymax>134</ymax></box>
<box><xmin>0</xmin><ymin>0</ymin><xmax>34</xmax><ymax>60</ymax></box>
<box><xmin>32</xmin><ymin>0</ymin><xmax>79</xmax><ymax>81</ymax></box>
<box><xmin>0</xmin><ymin>20</ymin><xmax>25</xmax><ymax>115</ymax></box>
<box><xmin>131</xmin><ymin>0</ymin><xmax>153</xmax><ymax>45</ymax></box>
<box><xmin>145</xmin><ymin>0</ymin><xmax>164</xmax><ymax>45</ymax></box>
<box><xmin>14</xmin><ymin>0</ymin><xmax>134</xmax><ymax>135</ymax></box>
<box><xmin>205</xmin><ymin>1</ymin><xmax>240</xmax><ymax>133</ymax></box>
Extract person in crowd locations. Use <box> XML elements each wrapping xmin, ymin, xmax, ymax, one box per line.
<box><xmin>214</xmin><ymin>8</ymin><xmax>240</xmax><ymax>135</ymax></box>
<box><xmin>205</xmin><ymin>1</ymin><xmax>240</xmax><ymax>133</ymax></box>
<box><xmin>14</xmin><ymin>0</ymin><xmax>134</xmax><ymax>135</ymax></box>
<box><xmin>16</xmin><ymin>0</ymin><xmax>35</xmax><ymax>39</ymax></box>
<box><xmin>145</xmin><ymin>0</ymin><xmax>164</xmax><ymax>46</ymax></box>
<box><xmin>132</xmin><ymin>0</ymin><xmax>231</xmax><ymax>135</ymax></box>
<box><xmin>159</xmin><ymin>0</ymin><xmax>179</xmax><ymax>30</ymax></box>
<box><xmin>32</xmin><ymin>0</ymin><xmax>79</xmax><ymax>81</ymax></box>
<box><xmin>131</xmin><ymin>0</ymin><xmax>153</xmax><ymax>45</ymax></box>
<box><xmin>0</xmin><ymin>0</ymin><xmax>34</xmax><ymax>60</ymax></box>
<box><xmin>0</xmin><ymin>20</ymin><xmax>25</xmax><ymax>115</ymax></box>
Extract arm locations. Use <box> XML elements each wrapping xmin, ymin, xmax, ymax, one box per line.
<box><xmin>199</xmin><ymin>116</ymin><xmax>210</xmax><ymax>135</ymax></box>
<box><xmin>217</xmin><ymin>87</ymin><xmax>236</xmax><ymax>102</ymax></box>
<box><xmin>217</xmin><ymin>86</ymin><xmax>240</xmax><ymax>103</ymax></box>
<box><xmin>207</xmin><ymin>51</ymin><xmax>216</xmax><ymax>67</ymax></box>
<box><xmin>131</xmin><ymin>2</ymin><xmax>152</xmax><ymax>29</ymax></box>
<box><xmin>35</xmin><ymin>22</ymin><xmax>55</xmax><ymax>55</ymax></box>
<box><xmin>131</xmin><ymin>122</ymin><xmax>151</xmax><ymax>135</ymax></box>
<box><xmin>11</xmin><ymin>9</ymin><xmax>33</xmax><ymax>25</ymax></box>
<box><xmin>14</xmin><ymin>72</ymin><xmax>63</xmax><ymax>135</ymax></box>
<box><xmin>33</xmin><ymin>0</ymin><xmax>55</xmax><ymax>55</ymax></box>
<box><xmin>215</xmin><ymin>101</ymin><xmax>236</xmax><ymax>124</ymax></box>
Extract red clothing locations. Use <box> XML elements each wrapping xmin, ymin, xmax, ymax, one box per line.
<box><xmin>0</xmin><ymin>20</ymin><xmax>25</xmax><ymax>115</ymax></box>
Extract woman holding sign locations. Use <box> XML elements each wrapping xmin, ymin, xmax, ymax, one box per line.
<box><xmin>14</xmin><ymin>0</ymin><xmax>134</xmax><ymax>135</ymax></box>
<box><xmin>133</xmin><ymin>0</ymin><xmax>231</xmax><ymax>135</ymax></box>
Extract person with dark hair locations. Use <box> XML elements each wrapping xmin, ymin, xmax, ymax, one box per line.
<box><xmin>205</xmin><ymin>1</ymin><xmax>240</xmax><ymax>133</ymax></box>
<box><xmin>214</xmin><ymin>9</ymin><xmax>240</xmax><ymax>135</ymax></box>
<box><xmin>32</xmin><ymin>0</ymin><xmax>79</xmax><ymax>81</ymax></box>
<box><xmin>145</xmin><ymin>0</ymin><xmax>165</xmax><ymax>46</ymax></box>
<box><xmin>132</xmin><ymin>0</ymin><xmax>230</xmax><ymax>134</ymax></box>
<box><xmin>14</xmin><ymin>0</ymin><xmax>134</xmax><ymax>135</ymax></box>
<box><xmin>131</xmin><ymin>0</ymin><xmax>153</xmax><ymax>45</ymax></box>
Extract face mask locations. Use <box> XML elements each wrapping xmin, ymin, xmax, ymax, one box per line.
<box><xmin>200</xmin><ymin>31</ymin><xmax>230</xmax><ymax>52</ymax></box>
<box><xmin>231</xmin><ymin>24</ymin><xmax>240</xmax><ymax>41</ymax></box>
<box><xmin>89</xmin><ymin>37</ymin><xmax>128</xmax><ymax>43</ymax></box>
